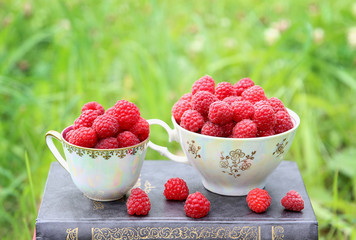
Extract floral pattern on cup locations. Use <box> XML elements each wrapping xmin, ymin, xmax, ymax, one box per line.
<box><xmin>220</xmin><ymin>149</ymin><xmax>256</xmax><ymax>178</ymax></box>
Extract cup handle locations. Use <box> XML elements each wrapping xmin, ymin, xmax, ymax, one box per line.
<box><xmin>45</xmin><ymin>130</ymin><xmax>70</xmax><ymax>172</ymax></box>
<box><xmin>147</xmin><ymin>119</ymin><xmax>189</xmax><ymax>165</ymax></box>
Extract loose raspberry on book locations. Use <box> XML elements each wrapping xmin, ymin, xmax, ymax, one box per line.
<box><xmin>126</xmin><ymin>188</ymin><xmax>151</xmax><ymax>216</ymax></box>
<box><xmin>163</xmin><ymin>178</ymin><xmax>189</xmax><ymax>201</ymax></box>
<box><xmin>184</xmin><ymin>192</ymin><xmax>210</xmax><ymax>218</ymax></box>
<box><xmin>171</xmin><ymin>76</ymin><xmax>294</xmax><ymax>138</ymax></box>
<box><xmin>66</xmin><ymin>100</ymin><xmax>149</xmax><ymax>149</ymax></box>
<box><xmin>246</xmin><ymin>188</ymin><xmax>271</xmax><ymax>213</ymax></box>
<box><xmin>281</xmin><ymin>190</ymin><xmax>304</xmax><ymax>212</ymax></box>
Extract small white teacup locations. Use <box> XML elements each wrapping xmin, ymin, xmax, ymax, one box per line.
<box><xmin>45</xmin><ymin>126</ymin><xmax>148</xmax><ymax>201</ymax></box>
<box><xmin>148</xmin><ymin>108</ymin><xmax>300</xmax><ymax>196</ymax></box>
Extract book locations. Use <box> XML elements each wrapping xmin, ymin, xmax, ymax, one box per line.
<box><xmin>35</xmin><ymin>160</ymin><xmax>318</xmax><ymax>240</ymax></box>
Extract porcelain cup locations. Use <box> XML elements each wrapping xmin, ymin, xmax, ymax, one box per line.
<box><xmin>45</xmin><ymin>126</ymin><xmax>148</xmax><ymax>201</ymax></box>
<box><xmin>147</xmin><ymin>108</ymin><xmax>300</xmax><ymax>196</ymax></box>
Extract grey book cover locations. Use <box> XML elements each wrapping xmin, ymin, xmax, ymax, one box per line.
<box><xmin>35</xmin><ymin>160</ymin><xmax>318</xmax><ymax>240</ymax></box>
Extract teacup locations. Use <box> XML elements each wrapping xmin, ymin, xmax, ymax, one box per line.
<box><xmin>148</xmin><ymin>108</ymin><xmax>300</xmax><ymax>196</ymax></box>
<box><xmin>45</xmin><ymin>126</ymin><xmax>148</xmax><ymax>201</ymax></box>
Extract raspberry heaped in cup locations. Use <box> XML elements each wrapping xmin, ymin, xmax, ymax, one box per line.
<box><xmin>66</xmin><ymin>100</ymin><xmax>149</xmax><ymax>149</ymax></box>
<box><xmin>171</xmin><ymin>76</ymin><xmax>294</xmax><ymax>138</ymax></box>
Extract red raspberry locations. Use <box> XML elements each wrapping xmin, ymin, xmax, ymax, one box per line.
<box><xmin>215</xmin><ymin>82</ymin><xmax>235</xmax><ymax>100</ymax></box>
<box><xmin>191</xmin><ymin>75</ymin><xmax>215</xmax><ymax>95</ymax></box>
<box><xmin>68</xmin><ymin>127</ymin><xmax>98</xmax><ymax>148</ymax></box>
<box><xmin>95</xmin><ymin>137</ymin><xmax>119</xmax><ymax>149</ymax></box>
<box><xmin>201</xmin><ymin>121</ymin><xmax>224</xmax><ymax>137</ymax></box>
<box><xmin>221</xmin><ymin>121</ymin><xmax>236</xmax><ymax>137</ymax></box>
<box><xmin>179</xmin><ymin>93</ymin><xmax>192</xmax><ymax>102</ymax></box>
<box><xmin>281</xmin><ymin>190</ymin><xmax>304</xmax><ymax>212</ymax></box>
<box><xmin>274</xmin><ymin>111</ymin><xmax>293</xmax><ymax>134</ymax></box>
<box><xmin>129</xmin><ymin>117</ymin><xmax>150</xmax><ymax>141</ymax></box>
<box><xmin>126</xmin><ymin>188</ymin><xmax>151</xmax><ymax>216</ymax></box>
<box><xmin>74</xmin><ymin>110</ymin><xmax>100</xmax><ymax>129</ymax></box>
<box><xmin>184</xmin><ymin>192</ymin><xmax>210</xmax><ymax>218</ymax></box>
<box><xmin>232</xmin><ymin>119</ymin><xmax>257</xmax><ymax>138</ymax></box>
<box><xmin>253</xmin><ymin>105</ymin><xmax>276</xmax><ymax>131</ymax></box>
<box><xmin>180</xmin><ymin>110</ymin><xmax>205</xmax><ymax>132</ymax></box>
<box><xmin>114</xmin><ymin>100</ymin><xmax>140</xmax><ymax>130</ymax></box>
<box><xmin>254</xmin><ymin>100</ymin><xmax>270</xmax><ymax>109</ymax></box>
<box><xmin>246</xmin><ymin>188</ymin><xmax>271</xmax><ymax>213</ymax></box>
<box><xmin>208</xmin><ymin>101</ymin><xmax>233</xmax><ymax>125</ymax></box>
<box><xmin>81</xmin><ymin>101</ymin><xmax>105</xmax><ymax>115</ymax></box>
<box><xmin>172</xmin><ymin>100</ymin><xmax>192</xmax><ymax>123</ymax></box>
<box><xmin>163</xmin><ymin>178</ymin><xmax>189</xmax><ymax>201</ymax></box>
<box><xmin>231</xmin><ymin>100</ymin><xmax>254</xmax><ymax>122</ymax></box>
<box><xmin>242</xmin><ymin>85</ymin><xmax>267</xmax><ymax>104</ymax></box>
<box><xmin>92</xmin><ymin>114</ymin><xmax>120</xmax><ymax>139</ymax></box>
<box><xmin>105</xmin><ymin>106</ymin><xmax>116</xmax><ymax>116</ymax></box>
<box><xmin>192</xmin><ymin>91</ymin><xmax>218</xmax><ymax>116</ymax></box>
<box><xmin>257</xmin><ymin>129</ymin><xmax>275</xmax><ymax>137</ymax></box>
<box><xmin>269</xmin><ymin>97</ymin><xmax>287</xmax><ymax>113</ymax></box>
<box><xmin>234</xmin><ymin>78</ymin><xmax>255</xmax><ymax>96</ymax></box>
<box><xmin>223</xmin><ymin>96</ymin><xmax>242</xmax><ymax>105</ymax></box>
<box><xmin>117</xmin><ymin>131</ymin><xmax>140</xmax><ymax>148</ymax></box>
<box><xmin>65</xmin><ymin>130</ymin><xmax>74</xmax><ymax>141</ymax></box>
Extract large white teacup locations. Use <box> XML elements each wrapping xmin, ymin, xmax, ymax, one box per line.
<box><xmin>148</xmin><ymin>108</ymin><xmax>300</xmax><ymax>196</ymax></box>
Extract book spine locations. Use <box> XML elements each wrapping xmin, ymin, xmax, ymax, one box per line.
<box><xmin>36</xmin><ymin>221</ymin><xmax>318</xmax><ymax>240</ymax></box>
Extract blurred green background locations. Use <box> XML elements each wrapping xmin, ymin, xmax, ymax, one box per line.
<box><xmin>1</xmin><ymin>0</ymin><xmax>356</xmax><ymax>239</ymax></box>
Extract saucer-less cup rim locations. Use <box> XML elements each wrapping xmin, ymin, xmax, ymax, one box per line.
<box><xmin>45</xmin><ymin>125</ymin><xmax>150</xmax><ymax>173</ymax></box>
<box><xmin>147</xmin><ymin>108</ymin><xmax>300</xmax><ymax>164</ymax></box>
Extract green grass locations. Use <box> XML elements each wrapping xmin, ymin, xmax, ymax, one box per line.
<box><xmin>1</xmin><ymin>0</ymin><xmax>356</xmax><ymax>239</ymax></box>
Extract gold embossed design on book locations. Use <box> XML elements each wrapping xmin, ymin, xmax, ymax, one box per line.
<box><xmin>272</xmin><ymin>226</ymin><xmax>284</xmax><ymax>240</ymax></box>
<box><xmin>66</xmin><ymin>228</ymin><xmax>78</xmax><ymax>240</ymax></box>
<box><xmin>91</xmin><ymin>226</ymin><xmax>260</xmax><ymax>239</ymax></box>
<box><xmin>220</xmin><ymin>149</ymin><xmax>256</xmax><ymax>178</ymax></box>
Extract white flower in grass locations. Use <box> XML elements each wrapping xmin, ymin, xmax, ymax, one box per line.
<box><xmin>347</xmin><ymin>27</ymin><xmax>356</xmax><ymax>49</ymax></box>
<box><xmin>189</xmin><ymin>35</ymin><xmax>205</xmax><ymax>53</ymax></box>
<box><xmin>313</xmin><ymin>28</ymin><xmax>324</xmax><ymax>44</ymax></box>
<box><xmin>264</xmin><ymin>28</ymin><xmax>280</xmax><ymax>45</ymax></box>
<box><xmin>220</xmin><ymin>18</ymin><xmax>231</xmax><ymax>28</ymax></box>
<box><xmin>271</xmin><ymin>19</ymin><xmax>291</xmax><ymax>32</ymax></box>
<box><xmin>58</xmin><ymin>19</ymin><xmax>71</xmax><ymax>31</ymax></box>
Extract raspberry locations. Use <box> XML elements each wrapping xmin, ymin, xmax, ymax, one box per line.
<box><xmin>223</xmin><ymin>96</ymin><xmax>241</xmax><ymax>105</ymax></box>
<box><xmin>117</xmin><ymin>131</ymin><xmax>140</xmax><ymax>148</ymax></box>
<box><xmin>179</xmin><ymin>93</ymin><xmax>192</xmax><ymax>102</ymax></box>
<box><xmin>246</xmin><ymin>188</ymin><xmax>271</xmax><ymax>213</ymax></box>
<box><xmin>184</xmin><ymin>192</ymin><xmax>210</xmax><ymax>218</ymax></box>
<box><xmin>191</xmin><ymin>91</ymin><xmax>218</xmax><ymax>116</ymax></box>
<box><xmin>129</xmin><ymin>117</ymin><xmax>150</xmax><ymax>141</ymax></box>
<box><xmin>92</xmin><ymin>114</ymin><xmax>120</xmax><ymax>139</ymax></box>
<box><xmin>74</xmin><ymin>110</ymin><xmax>100</xmax><ymax>129</ymax></box>
<box><xmin>253</xmin><ymin>105</ymin><xmax>276</xmax><ymax>131</ymax></box>
<box><xmin>221</xmin><ymin>121</ymin><xmax>236</xmax><ymax>137</ymax></box>
<box><xmin>95</xmin><ymin>137</ymin><xmax>119</xmax><ymax>149</ymax></box>
<box><xmin>172</xmin><ymin>100</ymin><xmax>192</xmax><ymax>123</ymax></box>
<box><xmin>215</xmin><ymin>82</ymin><xmax>235</xmax><ymax>100</ymax></box>
<box><xmin>274</xmin><ymin>111</ymin><xmax>293</xmax><ymax>134</ymax></box>
<box><xmin>234</xmin><ymin>78</ymin><xmax>255</xmax><ymax>96</ymax></box>
<box><xmin>65</xmin><ymin>130</ymin><xmax>74</xmax><ymax>141</ymax></box>
<box><xmin>81</xmin><ymin>101</ymin><xmax>105</xmax><ymax>115</ymax></box>
<box><xmin>126</xmin><ymin>188</ymin><xmax>151</xmax><ymax>216</ymax></box>
<box><xmin>68</xmin><ymin>127</ymin><xmax>98</xmax><ymax>148</ymax></box>
<box><xmin>269</xmin><ymin>97</ymin><xmax>287</xmax><ymax>113</ymax></box>
<box><xmin>163</xmin><ymin>178</ymin><xmax>189</xmax><ymax>201</ymax></box>
<box><xmin>254</xmin><ymin>100</ymin><xmax>270</xmax><ymax>109</ymax></box>
<box><xmin>242</xmin><ymin>85</ymin><xmax>267</xmax><ymax>104</ymax></box>
<box><xmin>180</xmin><ymin>110</ymin><xmax>205</xmax><ymax>132</ymax></box>
<box><xmin>113</xmin><ymin>100</ymin><xmax>140</xmax><ymax>130</ymax></box>
<box><xmin>231</xmin><ymin>100</ymin><xmax>254</xmax><ymax>122</ymax></box>
<box><xmin>257</xmin><ymin>129</ymin><xmax>275</xmax><ymax>137</ymax></box>
<box><xmin>191</xmin><ymin>75</ymin><xmax>215</xmax><ymax>95</ymax></box>
<box><xmin>105</xmin><ymin>106</ymin><xmax>116</xmax><ymax>116</ymax></box>
<box><xmin>201</xmin><ymin>121</ymin><xmax>224</xmax><ymax>137</ymax></box>
<box><xmin>232</xmin><ymin>119</ymin><xmax>257</xmax><ymax>138</ymax></box>
<box><xmin>281</xmin><ymin>190</ymin><xmax>304</xmax><ymax>212</ymax></box>
<box><xmin>208</xmin><ymin>101</ymin><xmax>233</xmax><ymax>125</ymax></box>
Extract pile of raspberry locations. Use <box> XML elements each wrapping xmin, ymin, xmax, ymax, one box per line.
<box><xmin>172</xmin><ymin>76</ymin><xmax>294</xmax><ymax>138</ymax></box>
<box><xmin>65</xmin><ymin>100</ymin><xmax>149</xmax><ymax>149</ymax></box>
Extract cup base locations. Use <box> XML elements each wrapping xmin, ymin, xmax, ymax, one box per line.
<box><xmin>201</xmin><ymin>179</ymin><xmax>265</xmax><ymax>196</ymax></box>
<box><xmin>84</xmin><ymin>193</ymin><xmax>125</xmax><ymax>202</ymax></box>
